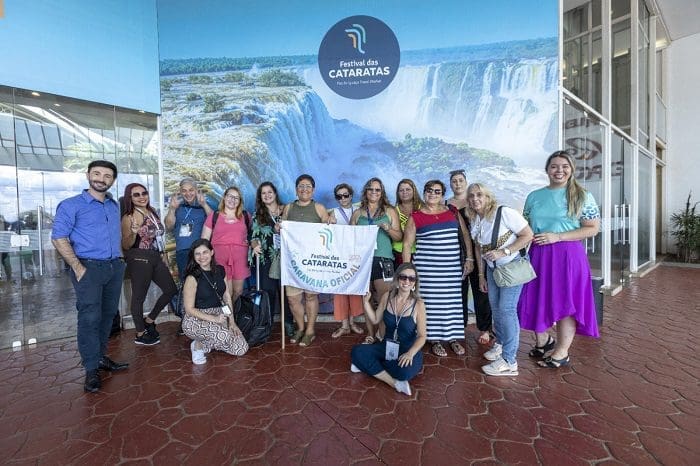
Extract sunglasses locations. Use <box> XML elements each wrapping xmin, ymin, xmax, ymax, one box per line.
<box><xmin>132</xmin><ymin>191</ymin><xmax>149</xmax><ymax>198</ymax></box>
<box><xmin>366</xmin><ymin>187</ymin><xmax>382</xmax><ymax>193</ymax></box>
<box><xmin>450</xmin><ymin>169</ymin><xmax>466</xmax><ymax>177</ymax></box>
<box><xmin>225</xmin><ymin>194</ymin><xmax>240</xmax><ymax>200</ymax></box>
<box><xmin>335</xmin><ymin>193</ymin><xmax>351</xmax><ymax>200</ymax></box>
<box><xmin>424</xmin><ymin>188</ymin><xmax>443</xmax><ymax>195</ymax></box>
<box><xmin>398</xmin><ymin>274</ymin><xmax>417</xmax><ymax>283</ymax></box>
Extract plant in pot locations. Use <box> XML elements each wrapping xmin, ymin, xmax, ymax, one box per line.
<box><xmin>670</xmin><ymin>192</ymin><xmax>700</xmax><ymax>262</ymax></box>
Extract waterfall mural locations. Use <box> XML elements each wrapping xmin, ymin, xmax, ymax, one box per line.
<box><xmin>157</xmin><ymin>1</ymin><xmax>559</xmax><ymax>208</ymax></box>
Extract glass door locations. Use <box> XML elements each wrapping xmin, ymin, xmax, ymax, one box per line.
<box><xmin>610</xmin><ymin>130</ymin><xmax>633</xmax><ymax>285</ymax></box>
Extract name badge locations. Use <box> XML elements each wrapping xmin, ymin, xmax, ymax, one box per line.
<box><xmin>179</xmin><ymin>223</ymin><xmax>193</xmax><ymax>238</ymax></box>
<box><xmin>385</xmin><ymin>339</ymin><xmax>399</xmax><ymax>361</ymax></box>
<box><xmin>273</xmin><ymin>233</ymin><xmax>281</xmax><ymax>249</ymax></box>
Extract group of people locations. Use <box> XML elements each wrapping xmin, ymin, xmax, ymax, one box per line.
<box><xmin>52</xmin><ymin>150</ymin><xmax>601</xmax><ymax>396</ymax></box>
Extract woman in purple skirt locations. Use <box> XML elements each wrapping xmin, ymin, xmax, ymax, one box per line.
<box><xmin>517</xmin><ymin>150</ymin><xmax>601</xmax><ymax>368</ymax></box>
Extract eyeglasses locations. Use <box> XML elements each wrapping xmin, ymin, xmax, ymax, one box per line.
<box><xmin>366</xmin><ymin>188</ymin><xmax>382</xmax><ymax>193</ymax></box>
<box><xmin>398</xmin><ymin>274</ymin><xmax>417</xmax><ymax>283</ymax></box>
<box><xmin>225</xmin><ymin>194</ymin><xmax>240</xmax><ymax>200</ymax></box>
<box><xmin>297</xmin><ymin>184</ymin><xmax>313</xmax><ymax>190</ymax></box>
<box><xmin>335</xmin><ymin>193</ymin><xmax>351</xmax><ymax>200</ymax></box>
<box><xmin>132</xmin><ymin>191</ymin><xmax>149</xmax><ymax>198</ymax></box>
<box><xmin>424</xmin><ymin>188</ymin><xmax>443</xmax><ymax>195</ymax></box>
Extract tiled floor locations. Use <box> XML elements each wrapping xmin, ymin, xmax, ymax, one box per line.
<box><xmin>1</xmin><ymin>264</ymin><xmax>699</xmax><ymax>465</ymax></box>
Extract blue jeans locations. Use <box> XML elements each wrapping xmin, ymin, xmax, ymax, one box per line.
<box><xmin>70</xmin><ymin>259</ymin><xmax>126</xmax><ymax>371</ymax></box>
<box><xmin>486</xmin><ymin>267</ymin><xmax>523</xmax><ymax>365</ymax></box>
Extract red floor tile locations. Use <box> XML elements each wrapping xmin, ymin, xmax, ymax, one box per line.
<box><xmin>1</xmin><ymin>264</ymin><xmax>699</xmax><ymax>464</ymax></box>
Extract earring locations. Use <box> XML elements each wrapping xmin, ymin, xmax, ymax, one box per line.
<box><xmin>411</xmin><ymin>286</ymin><xmax>415</xmax><ymax>292</ymax></box>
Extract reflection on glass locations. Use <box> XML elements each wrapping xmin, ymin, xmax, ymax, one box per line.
<box><xmin>612</xmin><ymin>19</ymin><xmax>631</xmax><ymax>132</ymax></box>
<box><xmin>638</xmin><ymin>152</ymin><xmax>652</xmax><ymax>266</ymax></box>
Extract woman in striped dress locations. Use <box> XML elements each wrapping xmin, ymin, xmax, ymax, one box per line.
<box><xmin>402</xmin><ymin>180</ymin><xmax>474</xmax><ymax>357</ymax></box>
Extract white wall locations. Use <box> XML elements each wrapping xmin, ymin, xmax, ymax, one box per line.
<box><xmin>665</xmin><ymin>32</ymin><xmax>700</xmax><ymax>253</ymax></box>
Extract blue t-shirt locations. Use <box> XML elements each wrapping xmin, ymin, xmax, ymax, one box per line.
<box><xmin>173</xmin><ymin>203</ymin><xmax>209</xmax><ymax>251</ymax></box>
<box><xmin>51</xmin><ymin>190</ymin><xmax>122</xmax><ymax>260</ymax></box>
<box><xmin>523</xmin><ymin>187</ymin><xmax>600</xmax><ymax>234</ymax></box>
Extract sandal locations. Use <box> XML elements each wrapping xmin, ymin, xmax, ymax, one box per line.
<box><xmin>298</xmin><ymin>333</ymin><xmax>316</xmax><ymax>347</ymax></box>
<box><xmin>477</xmin><ymin>331</ymin><xmax>492</xmax><ymax>345</ymax></box>
<box><xmin>537</xmin><ymin>355</ymin><xmax>570</xmax><ymax>368</ymax></box>
<box><xmin>349</xmin><ymin>322</ymin><xmax>365</xmax><ymax>334</ymax></box>
<box><xmin>449</xmin><ymin>340</ymin><xmax>466</xmax><ymax>356</ymax></box>
<box><xmin>362</xmin><ymin>335</ymin><xmax>375</xmax><ymax>345</ymax></box>
<box><xmin>290</xmin><ymin>329</ymin><xmax>305</xmax><ymax>344</ymax></box>
<box><xmin>431</xmin><ymin>342</ymin><xmax>447</xmax><ymax>357</ymax></box>
<box><xmin>332</xmin><ymin>327</ymin><xmax>351</xmax><ymax>339</ymax></box>
<box><xmin>528</xmin><ymin>336</ymin><xmax>556</xmax><ymax>358</ymax></box>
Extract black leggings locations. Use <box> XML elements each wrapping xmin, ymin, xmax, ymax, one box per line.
<box><xmin>462</xmin><ymin>268</ymin><xmax>492</xmax><ymax>332</ymax></box>
<box><xmin>126</xmin><ymin>249</ymin><xmax>178</xmax><ymax>332</ymax></box>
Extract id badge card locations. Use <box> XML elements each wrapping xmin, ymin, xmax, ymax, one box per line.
<box><xmin>155</xmin><ymin>235</ymin><xmax>165</xmax><ymax>252</ymax></box>
<box><xmin>221</xmin><ymin>305</ymin><xmax>232</xmax><ymax>315</ymax></box>
<box><xmin>273</xmin><ymin>233</ymin><xmax>281</xmax><ymax>249</ymax></box>
<box><xmin>179</xmin><ymin>223</ymin><xmax>193</xmax><ymax>238</ymax></box>
<box><xmin>385</xmin><ymin>339</ymin><xmax>400</xmax><ymax>361</ymax></box>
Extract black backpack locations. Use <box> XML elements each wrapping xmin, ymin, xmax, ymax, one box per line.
<box><xmin>233</xmin><ymin>255</ymin><xmax>272</xmax><ymax>346</ymax></box>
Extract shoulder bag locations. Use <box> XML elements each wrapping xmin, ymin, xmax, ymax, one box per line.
<box><xmin>490</xmin><ymin>206</ymin><xmax>537</xmax><ymax>288</ymax></box>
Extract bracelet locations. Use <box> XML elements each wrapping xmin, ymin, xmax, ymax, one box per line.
<box><xmin>465</xmin><ymin>258</ymin><xmax>474</xmax><ymax>262</ymax></box>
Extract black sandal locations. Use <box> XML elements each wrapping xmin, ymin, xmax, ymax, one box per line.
<box><xmin>528</xmin><ymin>336</ymin><xmax>555</xmax><ymax>358</ymax></box>
<box><xmin>537</xmin><ymin>355</ymin><xmax>570</xmax><ymax>368</ymax></box>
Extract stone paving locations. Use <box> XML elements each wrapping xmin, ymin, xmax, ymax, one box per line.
<box><xmin>0</xmin><ymin>264</ymin><xmax>698</xmax><ymax>465</ymax></box>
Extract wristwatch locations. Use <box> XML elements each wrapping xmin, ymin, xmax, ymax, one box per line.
<box><xmin>503</xmin><ymin>247</ymin><xmax>511</xmax><ymax>255</ymax></box>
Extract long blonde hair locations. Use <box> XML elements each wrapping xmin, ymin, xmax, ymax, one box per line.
<box><xmin>546</xmin><ymin>150</ymin><xmax>587</xmax><ymax>218</ymax></box>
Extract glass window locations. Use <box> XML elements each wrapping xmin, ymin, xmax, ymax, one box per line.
<box><xmin>612</xmin><ymin>19</ymin><xmax>632</xmax><ymax>133</ymax></box>
<box><xmin>638</xmin><ymin>151</ymin><xmax>653</xmax><ymax>266</ymax></box>
<box><xmin>591</xmin><ymin>0</ymin><xmax>602</xmax><ymax>27</ymax></box>
<box><xmin>564</xmin><ymin>5</ymin><xmax>587</xmax><ymax>39</ymax></box>
<box><xmin>612</xmin><ymin>0</ymin><xmax>631</xmax><ymax>19</ymax></box>
<box><xmin>638</xmin><ymin>26</ymin><xmax>649</xmax><ymax>146</ymax></box>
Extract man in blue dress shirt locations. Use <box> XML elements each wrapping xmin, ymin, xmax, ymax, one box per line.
<box><xmin>52</xmin><ymin>160</ymin><xmax>128</xmax><ymax>393</ymax></box>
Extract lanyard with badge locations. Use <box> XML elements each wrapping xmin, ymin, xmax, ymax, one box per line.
<box><xmin>178</xmin><ymin>206</ymin><xmax>195</xmax><ymax>238</ymax></box>
<box><xmin>384</xmin><ymin>297</ymin><xmax>416</xmax><ymax>361</ymax></box>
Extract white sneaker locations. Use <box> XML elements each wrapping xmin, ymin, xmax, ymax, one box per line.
<box><xmin>483</xmin><ymin>343</ymin><xmax>502</xmax><ymax>361</ymax></box>
<box><xmin>190</xmin><ymin>340</ymin><xmax>207</xmax><ymax>365</ymax></box>
<box><xmin>350</xmin><ymin>363</ymin><xmax>361</xmax><ymax>373</ymax></box>
<box><xmin>482</xmin><ymin>357</ymin><xmax>518</xmax><ymax>376</ymax></box>
<box><xmin>394</xmin><ymin>379</ymin><xmax>412</xmax><ymax>396</ymax></box>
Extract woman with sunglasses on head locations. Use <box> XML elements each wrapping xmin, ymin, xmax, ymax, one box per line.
<box><xmin>467</xmin><ymin>183</ymin><xmax>533</xmax><ymax>376</ymax></box>
<box><xmin>281</xmin><ymin>174</ymin><xmax>330</xmax><ymax>347</ymax></box>
<box><xmin>402</xmin><ymin>180</ymin><xmax>474</xmax><ymax>357</ymax></box>
<box><xmin>328</xmin><ymin>183</ymin><xmax>365</xmax><ymax>338</ymax></box>
<box><xmin>446</xmin><ymin>169</ymin><xmax>493</xmax><ymax>346</ymax></box>
<box><xmin>350</xmin><ymin>177</ymin><xmax>402</xmax><ymax>344</ymax></box>
<box><xmin>517</xmin><ymin>151</ymin><xmax>600</xmax><ymax>369</ymax></box>
<box><xmin>121</xmin><ymin>183</ymin><xmax>178</xmax><ymax>346</ymax></box>
<box><xmin>182</xmin><ymin>239</ymin><xmax>248</xmax><ymax>364</ymax></box>
<box><xmin>201</xmin><ymin>186</ymin><xmax>251</xmax><ymax>305</ymax></box>
<box><xmin>392</xmin><ymin>179</ymin><xmax>422</xmax><ymax>265</ymax></box>
<box><xmin>350</xmin><ymin>263</ymin><xmax>426</xmax><ymax>396</ymax></box>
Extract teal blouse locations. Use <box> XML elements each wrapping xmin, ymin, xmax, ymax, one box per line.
<box><xmin>523</xmin><ymin>187</ymin><xmax>600</xmax><ymax>234</ymax></box>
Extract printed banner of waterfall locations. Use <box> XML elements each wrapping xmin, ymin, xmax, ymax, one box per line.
<box><xmin>159</xmin><ymin>38</ymin><xmax>557</xmax><ymax>210</ymax></box>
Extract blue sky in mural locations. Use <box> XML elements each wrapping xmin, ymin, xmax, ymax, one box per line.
<box><xmin>157</xmin><ymin>0</ymin><xmax>558</xmax><ymax>58</ymax></box>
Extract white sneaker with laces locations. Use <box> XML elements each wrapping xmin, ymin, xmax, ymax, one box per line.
<box><xmin>483</xmin><ymin>342</ymin><xmax>503</xmax><ymax>361</ymax></box>
<box><xmin>394</xmin><ymin>379</ymin><xmax>412</xmax><ymax>396</ymax></box>
<box><xmin>482</xmin><ymin>357</ymin><xmax>518</xmax><ymax>376</ymax></box>
<box><xmin>190</xmin><ymin>340</ymin><xmax>207</xmax><ymax>365</ymax></box>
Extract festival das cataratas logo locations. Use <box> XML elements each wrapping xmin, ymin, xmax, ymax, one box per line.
<box><xmin>318</xmin><ymin>15</ymin><xmax>401</xmax><ymax>99</ymax></box>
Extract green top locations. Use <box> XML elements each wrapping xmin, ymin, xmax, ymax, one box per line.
<box><xmin>286</xmin><ymin>200</ymin><xmax>322</xmax><ymax>223</ymax></box>
<box><xmin>523</xmin><ymin>187</ymin><xmax>600</xmax><ymax>234</ymax></box>
<box><xmin>356</xmin><ymin>212</ymin><xmax>393</xmax><ymax>259</ymax></box>
<box><xmin>392</xmin><ymin>208</ymin><xmax>416</xmax><ymax>253</ymax></box>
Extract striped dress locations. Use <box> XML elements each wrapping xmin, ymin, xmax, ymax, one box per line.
<box><xmin>412</xmin><ymin>210</ymin><xmax>465</xmax><ymax>341</ymax></box>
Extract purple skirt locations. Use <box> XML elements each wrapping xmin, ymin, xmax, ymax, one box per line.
<box><xmin>517</xmin><ymin>241</ymin><xmax>599</xmax><ymax>337</ymax></box>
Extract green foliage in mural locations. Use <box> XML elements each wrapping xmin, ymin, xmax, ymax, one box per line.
<box><xmin>203</xmin><ymin>94</ymin><xmax>225</xmax><ymax>113</ymax></box>
<box><xmin>257</xmin><ymin>70</ymin><xmax>305</xmax><ymax>87</ymax></box>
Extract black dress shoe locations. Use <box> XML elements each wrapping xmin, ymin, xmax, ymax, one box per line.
<box><xmin>98</xmin><ymin>356</ymin><xmax>129</xmax><ymax>372</ymax></box>
<box><xmin>84</xmin><ymin>370</ymin><xmax>101</xmax><ymax>393</ymax></box>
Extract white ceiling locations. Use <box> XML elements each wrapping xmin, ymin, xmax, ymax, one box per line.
<box><xmin>653</xmin><ymin>0</ymin><xmax>700</xmax><ymax>40</ymax></box>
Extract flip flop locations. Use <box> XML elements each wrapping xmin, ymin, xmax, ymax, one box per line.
<box><xmin>332</xmin><ymin>327</ymin><xmax>351</xmax><ymax>338</ymax></box>
<box><xmin>431</xmin><ymin>342</ymin><xmax>447</xmax><ymax>357</ymax></box>
<box><xmin>290</xmin><ymin>329</ymin><xmax>305</xmax><ymax>344</ymax></box>
<box><xmin>449</xmin><ymin>340</ymin><xmax>466</xmax><ymax>356</ymax></box>
<box><xmin>349</xmin><ymin>322</ymin><xmax>365</xmax><ymax>334</ymax></box>
<box><xmin>299</xmin><ymin>333</ymin><xmax>316</xmax><ymax>347</ymax></box>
